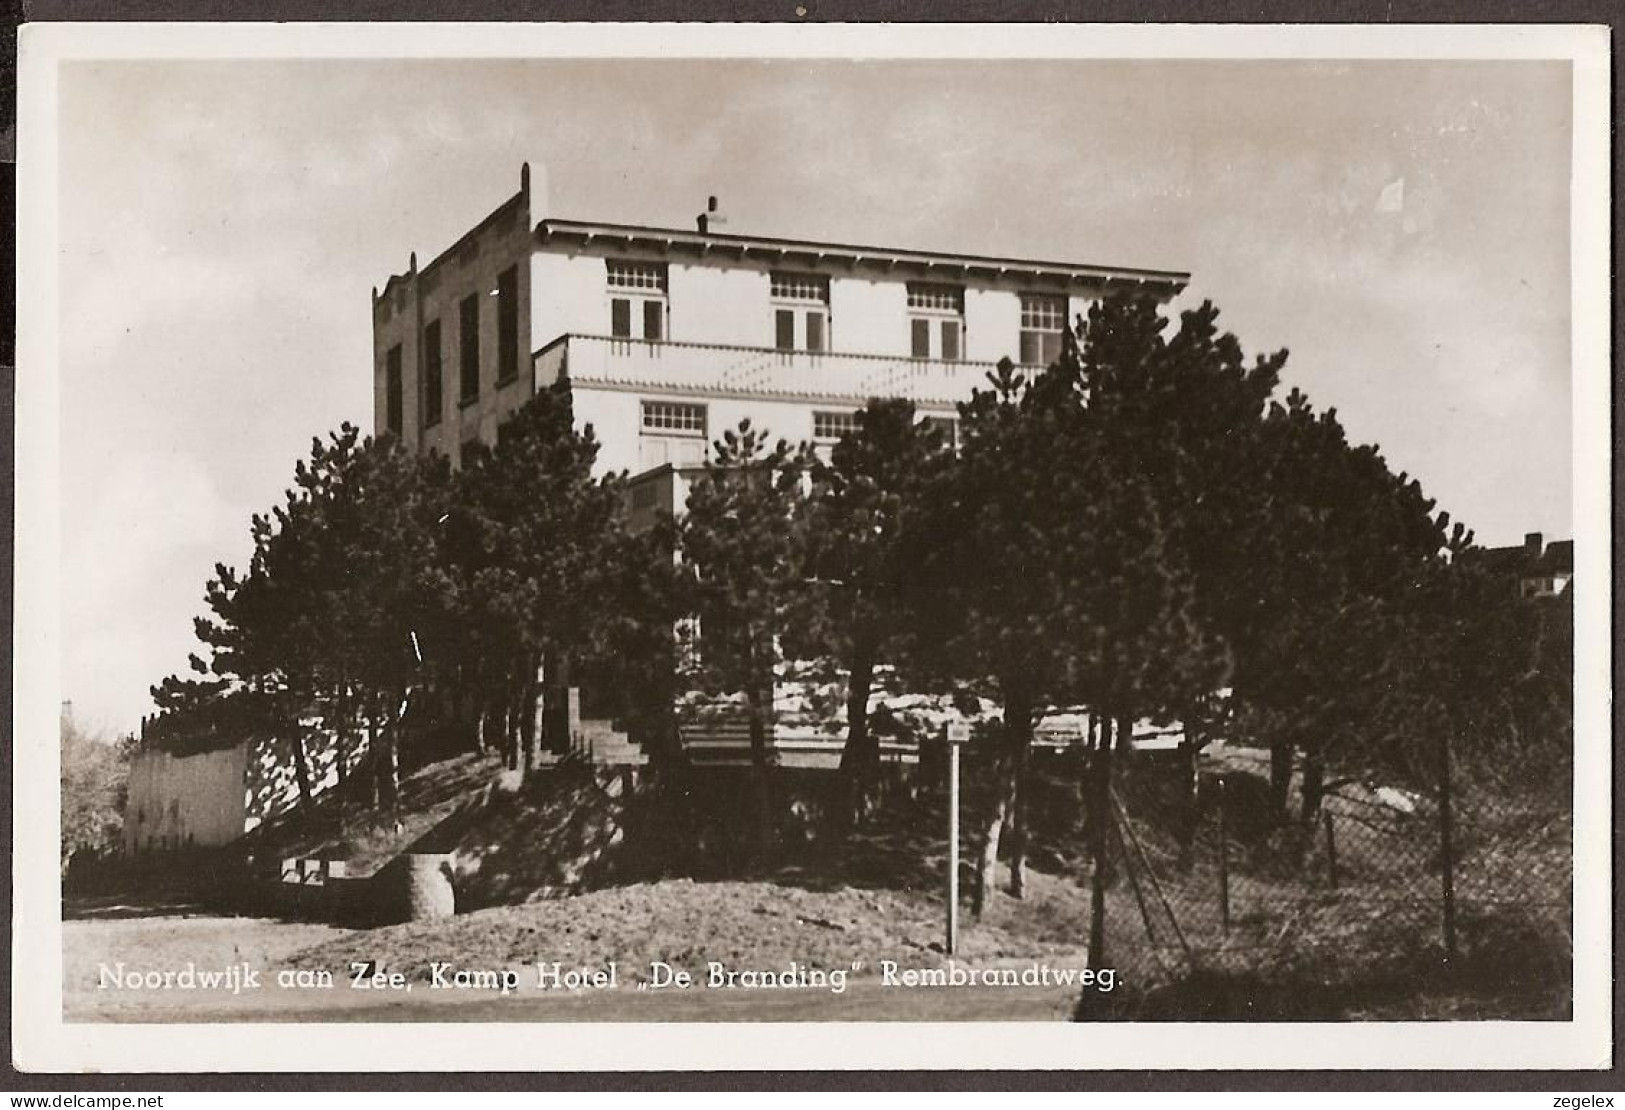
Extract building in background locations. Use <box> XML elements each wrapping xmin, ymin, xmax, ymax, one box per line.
<box><xmin>1470</xmin><ymin>531</ymin><xmax>1575</xmax><ymax>600</ymax></box>
<box><xmin>373</xmin><ymin>163</ymin><xmax>1190</xmax><ymax>517</ymax></box>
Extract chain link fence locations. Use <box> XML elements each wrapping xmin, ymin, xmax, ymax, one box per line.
<box><xmin>1063</xmin><ymin>742</ymin><xmax>1572</xmax><ymax>1019</ymax></box>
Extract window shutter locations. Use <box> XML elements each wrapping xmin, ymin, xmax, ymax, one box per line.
<box><xmin>423</xmin><ymin>320</ymin><xmax>443</xmax><ymax>426</ymax></box>
<box><xmin>385</xmin><ymin>345</ymin><xmax>403</xmax><ymax>435</ymax></box>
<box><xmin>459</xmin><ymin>295</ymin><xmax>480</xmax><ymax>401</ymax></box>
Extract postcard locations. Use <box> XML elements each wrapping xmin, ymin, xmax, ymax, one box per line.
<box><xmin>13</xmin><ymin>21</ymin><xmax>1612</xmax><ymax>1072</ymax></box>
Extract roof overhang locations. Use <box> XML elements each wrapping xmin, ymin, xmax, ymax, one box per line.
<box><xmin>535</xmin><ymin>218</ymin><xmax>1189</xmax><ymax>296</ymax></box>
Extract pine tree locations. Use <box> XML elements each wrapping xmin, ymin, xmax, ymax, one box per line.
<box><xmin>452</xmin><ymin>380</ymin><xmax>626</xmax><ymax>777</ymax></box>
<box><xmin>679</xmin><ymin>420</ymin><xmax>814</xmax><ymax>866</ymax></box>
<box><xmin>801</xmin><ymin>397</ymin><xmax>950</xmax><ymax>833</ymax></box>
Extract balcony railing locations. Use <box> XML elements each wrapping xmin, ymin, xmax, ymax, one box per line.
<box><xmin>535</xmin><ymin>333</ymin><xmax>999</xmax><ymax>408</ymax></box>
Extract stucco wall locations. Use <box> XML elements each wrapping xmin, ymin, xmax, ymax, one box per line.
<box><xmin>374</xmin><ymin>173</ymin><xmax>536</xmax><ymax>468</ymax></box>
<box><xmin>124</xmin><ymin>743</ymin><xmax>250</xmax><ymax>853</ymax></box>
<box><xmin>529</xmin><ymin>244</ymin><xmax>1104</xmax><ymax>366</ymax></box>
<box><xmin>573</xmin><ymin>384</ymin><xmax>951</xmax><ymax>480</ymax></box>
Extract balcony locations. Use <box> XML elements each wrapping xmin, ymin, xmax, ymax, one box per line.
<box><xmin>534</xmin><ymin>333</ymin><xmax>999</xmax><ymax>408</ymax></box>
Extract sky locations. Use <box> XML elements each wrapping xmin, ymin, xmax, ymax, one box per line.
<box><xmin>55</xmin><ymin>57</ymin><xmax>1575</xmax><ymax>735</ymax></box>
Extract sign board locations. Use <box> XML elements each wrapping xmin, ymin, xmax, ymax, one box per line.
<box><xmin>944</xmin><ymin>720</ymin><xmax>971</xmax><ymax>746</ymax></box>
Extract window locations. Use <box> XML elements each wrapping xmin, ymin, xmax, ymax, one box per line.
<box><xmin>607</xmin><ymin>261</ymin><xmax>668</xmax><ymax>292</ymax></box>
<box><xmin>423</xmin><ymin>320</ymin><xmax>443</xmax><ymax>427</ymax></box>
<box><xmin>908</xmin><ymin>283</ymin><xmax>963</xmax><ymax>313</ymax></box>
<box><xmin>641</xmin><ymin>401</ymin><xmax>707</xmax><ymax>435</ymax></box>
<box><xmin>459</xmin><ymin>294</ymin><xmax>480</xmax><ymax>403</ymax></box>
<box><xmin>608</xmin><ymin>260</ymin><xmax>668</xmax><ymax>341</ymax></box>
<box><xmin>771</xmin><ymin>272</ymin><xmax>829</xmax><ymax>302</ymax></box>
<box><xmin>771</xmin><ymin>271</ymin><xmax>829</xmax><ymax>352</ymax></box>
<box><xmin>385</xmin><ymin>344</ymin><xmax>403</xmax><ymax>436</ymax></box>
<box><xmin>907</xmin><ymin>282</ymin><xmax>965</xmax><ymax>361</ymax></box>
<box><xmin>496</xmin><ymin>266</ymin><xmax>519</xmax><ymax>382</ymax></box>
<box><xmin>813</xmin><ymin>410</ymin><xmax>860</xmax><ymax>442</ymax></box>
<box><xmin>640</xmin><ymin>401</ymin><xmax>707</xmax><ymax>470</ymax></box>
<box><xmin>1019</xmin><ymin>293</ymin><xmax>1067</xmax><ymax>366</ymax></box>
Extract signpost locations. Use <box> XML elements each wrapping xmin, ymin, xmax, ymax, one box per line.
<box><xmin>944</xmin><ymin>719</ymin><xmax>971</xmax><ymax>955</ymax></box>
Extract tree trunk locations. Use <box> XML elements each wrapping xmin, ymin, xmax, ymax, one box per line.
<box><xmin>1268</xmin><ymin>739</ymin><xmax>1293</xmax><ymax>820</ymax></box>
<box><xmin>366</xmin><ymin>703</ymin><xmax>380</xmax><ymax>809</ymax></box>
<box><xmin>744</xmin><ymin>668</ymin><xmax>776</xmax><ymax>868</ymax></box>
<box><xmin>1006</xmin><ymin>690</ymin><xmax>1035</xmax><ymax>899</ymax></box>
<box><xmin>290</xmin><ymin>727</ymin><xmax>315</xmax><ymax>809</ymax></box>
<box><xmin>1087</xmin><ymin>714</ymin><xmax>1117</xmax><ymax>971</ymax></box>
<box><xmin>1176</xmin><ymin>738</ymin><xmax>1198</xmax><ymax>868</ymax></box>
<box><xmin>542</xmin><ymin>649</ymin><xmax>572</xmax><ymax>757</ymax></box>
<box><xmin>520</xmin><ymin>657</ymin><xmax>541</xmax><ymax>776</ymax></box>
<box><xmin>1299</xmin><ymin>745</ymin><xmax>1325</xmax><ymax>826</ymax></box>
<box><xmin>838</xmin><ymin>641</ymin><xmax>876</xmax><ymax>835</ymax></box>
<box><xmin>501</xmin><ymin>675</ymin><xmax>520</xmax><ymax>772</ymax></box>
<box><xmin>375</xmin><ymin>691</ymin><xmax>402</xmax><ymax>813</ymax></box>
<box><xmin>971</xmin><ymin>750</ymin><xmax>1010</xmax><ymax>920</ymax></box>
<box><xmin>645</xmin><ymin>639</ymin><xmax>680</xmax><ymax>769</ymax></box>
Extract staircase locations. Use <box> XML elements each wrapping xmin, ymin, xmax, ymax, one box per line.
<box><xmin>572</xmin><ymin>719</ymin><xmax>648</xmax><ymax>767</ymax></box>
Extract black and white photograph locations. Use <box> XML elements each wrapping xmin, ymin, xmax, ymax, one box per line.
<box><xmin>13</xmin><ymin>22</ymin><xmax>1612</xmax><ymax>1072</ymax></box>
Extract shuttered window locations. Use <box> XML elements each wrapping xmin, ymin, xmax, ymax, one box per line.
<box><xmin>423</xmin><ymin>320</ymin><xmax>443</xmax><ymax>427</ymax></box>
<box><xmin>459</xmin><ymin>294</ymin><xmax>480</xmax><ymax>402</ymax></box>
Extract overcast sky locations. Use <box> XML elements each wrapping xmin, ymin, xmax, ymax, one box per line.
<box><xmin>57</xmin><ymin>57</ymin><xmax>1574</xmax><ymax>734</ymax></box>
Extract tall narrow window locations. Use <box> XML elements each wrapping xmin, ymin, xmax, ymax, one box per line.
<box><xmin>607</xmin><ymin>260</ymin><xmax>668</xmax><ymax>341</ymax></box>
<box><xmin>771</xmin><ymin>272</ymin><xmax>829</xmax><ymax>352</ymax></box>
<box><xmin>459</xmin><ymin>294</ymin><xmax>480</xmax><ymax>403</ymax></box>
<box><xmin>907</xmin><ymin>282</ymin><xmax>965</xmax><ymax>360</ymax></box>
<box><xmin>423</xmin><ymin>319</ymin><xmax>443</xmax><ymax>427</ymax></box>
<box><xmin>385</xmin><ymin>344</ymin><xmax>403</xmax><ymax>436</ymax></box>
<box><xmin>911</xmin><ymin>318</ymin><xmax>931</xmax><ymax>358</ymax></box>
<box><xmin>805</xmin><ymin>311</ymin><xmax>825</xmax><ymax>353</ymax></box>
<box><xmin>496</xmin><ymin>266</ymin><xmax>518</xmax><ymax>383</ymax></box>
<box><xmin>1019</xmin><ymin>293</ymin><xmax>1066</xmax><ymax>366</ymax></box>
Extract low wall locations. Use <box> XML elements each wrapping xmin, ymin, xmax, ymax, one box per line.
<box><xmin>124</xmin><ymin>742</ymin><xmax>250</xmax><ymax>854</ymax></box>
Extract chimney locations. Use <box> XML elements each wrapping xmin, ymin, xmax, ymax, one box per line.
<box><xmin>1524</xmin><ymin>531</ymin><xmax>1543</xmax><ymax>555</ymax></box>
<box><xmin>697</xmin><ymin>195</ymin><xmax>727</xmax><ymax>234</ymax></box>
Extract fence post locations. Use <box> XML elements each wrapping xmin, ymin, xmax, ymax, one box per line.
<box><xmin>1087</xmin><ymin>722</ymin><xmax>1115</xmax><ymax>971</ymax></box>
<box><xmin>1323</xmin><ymin>809</ymin><xmax>1339</xmax><ymax>889</ymax></box>
<box><xmin>1217</xmin><ymin>775</ymin><xmax>1230</xmax><ymax>935</ymax></box>
<box><xmin>1438</xmin><ymin>722</ymin><xmax>1458</xmax><ymax>966</ymax></box>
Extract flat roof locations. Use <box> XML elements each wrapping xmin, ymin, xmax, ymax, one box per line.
<box><xmin>536</xmin><ymin>218</ymin><xmax>1189</xmax><ymax>293</ymax></box>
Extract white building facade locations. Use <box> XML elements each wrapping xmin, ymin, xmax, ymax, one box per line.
<box><xmin>374</xmin><ymin>164</ymin><xmax>1189</xmax><ymax>505</ymax></box>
